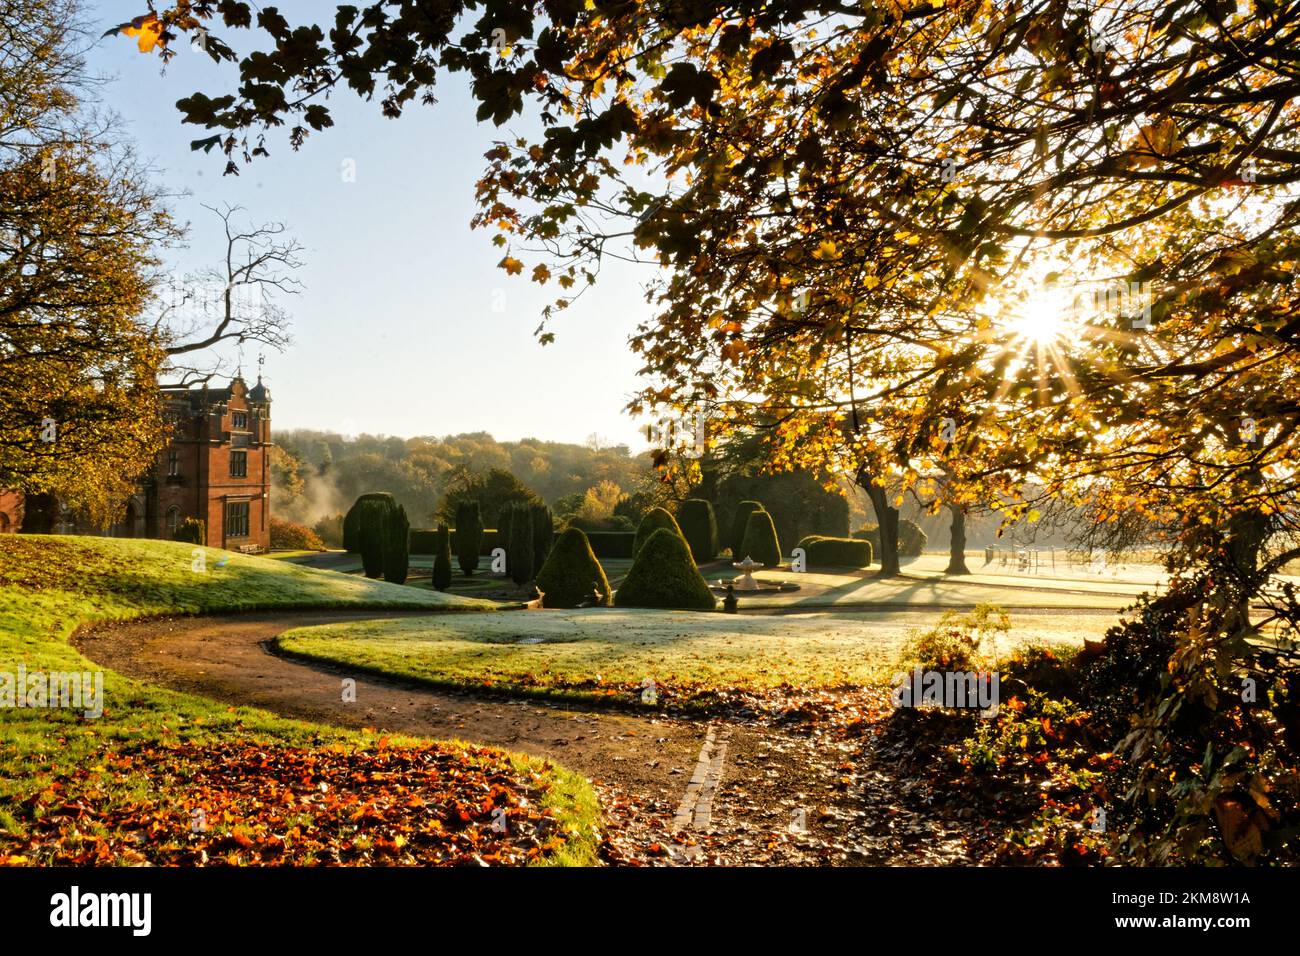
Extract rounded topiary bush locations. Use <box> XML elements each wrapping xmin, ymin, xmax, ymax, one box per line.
<box><xmin>727</xmin><ymin>500</ymin><xmax>763</xmax><ymax>558</ymax></box>
<box><xmin>796</xmin><ymin>535</ymin><xmax>872</xmax><ymax>568</ymax></box>
<box><xmin>614</xmin><ymin>528</ymin><xmax>716</xmax><ymax>610</ymax></box>
<box><xmin>536</xmin><ymin>528</ymin><xmax>611</xmax><ymax>608</ymax></box>
<box><xmin>854</xmin><ymin>521</ymin><xmax>927</xmax><ymax>557</ymax></box>
<box><xmin>740</xmin><ymin>509</ymin><xmax>782</xmax><ymax>568</ymax></box>
<box><xmin>633</xmin><ymin>507</ymin><xmax>684</xmax><ymax>556</ymax></box>
<box><xmin>898</xmin><ymin>519</ymin><xmax>927</xmax><ymax>556</ymax></box>
<box><xmin>344</xmin><ymin>492</ymin><xmax>396</xmax><ymax>553</ymax></box>
<box><xmin>677</xmin><ymin>498</ymin><xmax>718</xmax><ymax>563</ymax></box>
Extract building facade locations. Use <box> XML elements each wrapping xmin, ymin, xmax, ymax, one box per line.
<box><xmin>0</xmin><ymin>375</ymin><xmax>273</xmax><ymax>551</ymax></box>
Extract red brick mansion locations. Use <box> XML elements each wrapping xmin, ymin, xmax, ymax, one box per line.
<box><xmin>0</xmin><ymin>375</ymin><xmax>273</xmax><ymax>551</ymax></box>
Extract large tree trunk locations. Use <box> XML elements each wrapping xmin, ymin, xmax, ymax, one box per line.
<box><xmin>1223</xmin><ymin>508</ymin><xmax>1270</xmax><ymax>634</ymax></box>
<box><xmin>863</xmin><ymin>482</ymin><xmax>901</xmax><ymax>577</ymax></box>
<box><xmin>946</xmin><ymin>504</ymin><xmax>970</xmax><ymax>575</ymax></box>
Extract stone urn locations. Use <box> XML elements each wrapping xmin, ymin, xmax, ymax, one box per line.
<box><xmin>732</xmin><ymin>555</ymin><xmax>762</xmax><ymax>590</ymax></box>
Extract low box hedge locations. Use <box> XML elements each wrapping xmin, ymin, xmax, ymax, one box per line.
<box><xmin>797</xmin><ymin>535</ymin><xmax>873</xmax><ymax>568</ymax></box>
<box><xmin>410</xmin><ymin>528</ymin><xmax>500</xmax><ymax>556</ymax></box>
<box><xmin>582</xmin><ymin>531</ymin><xmax>636</xmax><ymax>559</ymax></box>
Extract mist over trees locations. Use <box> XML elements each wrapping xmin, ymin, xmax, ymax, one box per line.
<box><xmin>270</xmin><ymin>430</ymin><xmax>656</xmax><ymax>533</ymax></box>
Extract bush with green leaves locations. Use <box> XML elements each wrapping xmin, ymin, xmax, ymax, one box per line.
<box><xmin>504</xmin><ymin>502</ymin><xmax>534</xmax><ymax>585</ymax></box>
<box><xmin>432</xmin><ymin>523</ymin><xmax>453</xmax><ymax>590</ymax></box>
<box><xmin>727</xmin><ymin>500</ymin><xmax>763</xmax><ymax>558</ymax></box>
<box><xmin>614</xmin><ymin>528</ymin><xmax>716</xmax><ymax>610</ymax></box>
<box><xmin>677</xmin><ymin>498</ymin><xmax>718</xmax><ymax>563</ymax></box>
<box><xmin>900</xmin><ymin>604</ymin><xmax>1009</xmax><ymax>672</ymax></box>
<box><xmin>455</xmin><ymin>500</ymin><xmax>483</xmax><ymax>574</ymax></box>
<box><xmin>530</xmin><ymin>502</ymin><xmax>554</xmax><ymax>570</ymax></box>
<box><xmin>535</xmin><ymin>527</ymin><xmax>611</xmax><ymax>608</ymax></box>
<box><xmin>633</xmin><ymin>507</ymin><xmax>684</xmax><ymax>556</ymax></box>
<box><xmin>796</xmin><ymin>535</ymin><xmax>872</xmax><ymax>568</ymax></box>
<box><xmin>358</xmin><ymin>500</ymin><xmax>388</xmax><ymax>579</ymax></box>
<box><xmin>856</xmin><ymin>519</ymin><xmax>927</xmax><ymax>557</ymax></box>
<box><xmin>383</xmin><ymin>504</ymin><xmax>410</xmax><ymax>584</ymax></box>
<box><xmin>740</xmin><ymin>509</ymin><xmax>781</xmax><ymax>568</ymax></box>
<box><xmin>174</xmin><ymin>516</ymin><xmax>205</xmax><ymax>545</ymax></box>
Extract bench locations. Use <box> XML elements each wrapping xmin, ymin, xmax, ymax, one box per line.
<box><xmin>237</xmin><ymin>544</ymin><xmax>263</xmax><ymax>555</ymax></box>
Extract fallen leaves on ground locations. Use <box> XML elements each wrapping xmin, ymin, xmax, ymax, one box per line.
<box><xmin>0</xmin><ymin>740</ymin><xmax>571</xmax><ymax>866</ymax></box>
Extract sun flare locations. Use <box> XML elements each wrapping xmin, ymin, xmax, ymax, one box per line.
<box><xmin>1005</xmin><ymin>286</ymin><xmax>1075</xmax><ymax>344</ymax></box>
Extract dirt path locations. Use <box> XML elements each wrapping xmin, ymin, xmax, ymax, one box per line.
<box><xmin>74</xmin><ymin>609</ymin><xmax>893</xmax><ymax>865</ymax></box>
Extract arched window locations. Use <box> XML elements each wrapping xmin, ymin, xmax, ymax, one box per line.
<box><xmin>166</xmin><ymin>507</ymin><xmax>182</xmax><ymax>538</ymax></box>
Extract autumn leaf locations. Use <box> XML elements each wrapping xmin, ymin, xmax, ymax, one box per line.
<box><xmin>499</xmin><ymin>255</ymin><xmax>524</xmax><ymax>276</ymax></box>
<box><xmin>102</xmin><ymin>13</ymin><xmax>163</xmax><ymax>53</ymax></box>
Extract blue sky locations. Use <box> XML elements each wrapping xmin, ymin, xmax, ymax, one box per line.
<box><xmin>85</xmin><ymin>2</ymin><xmax>653</xmax><ymax>450</ymax></box>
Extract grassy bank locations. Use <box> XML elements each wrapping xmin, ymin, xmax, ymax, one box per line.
<box><xmin>0</xmin><ymin>536</ymin><xmax>598</xmax><ymax>866</ymax></box>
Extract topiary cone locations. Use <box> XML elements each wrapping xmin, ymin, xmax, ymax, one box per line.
<box><xmin>614</xmin><ymin>528</ymin><xmax>716</xmax><ymax>610</ymax></box>
<box><xmin>536</xmin><ymin>527</ymin><xmax>611</xmax><ymax>608</ymax></box>
<box><xmin>741</xmin><ymin>509</ymin><xmax>782</xmax><ymax>568</ymax></box>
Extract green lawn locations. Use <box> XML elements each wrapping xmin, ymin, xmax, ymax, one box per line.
<box><xmin>274</xmin><ymin>605</ymin><xmax>1113</xmax><ymax>710</ymax></box>
<box><xmin>0</xmin><ymin>536</ymin><xmax>598</xmax><ymax>866</ymax></box>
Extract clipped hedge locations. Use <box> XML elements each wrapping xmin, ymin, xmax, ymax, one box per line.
<box><xmin>504</xmin><ymin>502</ymin><xmax>534</xmax><ymax>585</ymax></box>
<box><xmin>583</xmin><ymin>531</ymin><xmax>635</xmax><ymax>559</ymax></box>
<box><xmin>530</xmin><ymin>502</ymin><xmax>554</xmax><ymax>571</ymax></box>
<box><xmin>455</xmin><ymin>500</ymin><xmax>483</xmax><ymax>575</ymax></box>
<box><xmin>614</xmin><ymin>528</ymin><xmax>716</xmax><ymax>610</ymax></box>
<box><xmin>854</xmin><ymin>519</ymin><xmax>927</xmax><ymax>556</ymax></box>
<box><xmin>344</xmin><ymin>492</ymin><xmax>396</xmax><ymax>553</ymax></box>
<box><xmin>796</xmin><ymin>535</ymin><xmax>873</xmax><ymax>568</ymax></box>
<box><xmin>536</xmin><ymin>528</ymin><xmax>611</xmax><ymax>608</ymax></box>
<box><xmin>432</xmin><ymin>524</ymin><xmax>453</xmax><ymax>590</ymax></box>
<box><xmin>740</xmin><ymin>509</ymin><xmax>782</xmax><ymax>568</ymax></box>
<box><xmin>727</xmin><ymin>500</ymin><xmax>763</xmax><ymax>557</ymax></box>
<box><xmin>633</xmin><ymin>507</ymin><xmax>684</xmax><ymax>556</ymax></box>
<box><xmin>677</xmin><ymin>498</ymin><xmax>718</xmax><ymax>563</ymax></box>
<box><xmin>383</xmin><ymin>504</ymin><xmax>410</xmax><ymax>584</ymax></box>
<box><xmin>410</xmin><ymin>528</ymin><xmax>500</xmax><ymax>556</ymax></box>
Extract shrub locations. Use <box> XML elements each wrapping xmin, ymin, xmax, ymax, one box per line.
<box><xmin>432</xmin><ymin>523</ymin><xmax>453</xmax><ymax>590</ymax></box>
<box><xmin>900</xmin><ymin>604</ymin><xmax>1009</xmax><ymax>672</ymax></box>
<box><xmin>455</xmin><ymin>500</ymin><xmax>483</xmax><ymax>574</ymax></box>
<box><xmin>677</xmin><ymin>499</ymin><xmax>718</xmax><ymax>563</ymax></box>
<box><xmin>536</xmin><ymin>528</ymin><xmax>611</xmax><ymax>608</ymax></box>
<box><xmin>174</xmin><ymin>516</ymin><xmax>205</xmax><ymax>545</ymax></box>
<box><xmin>633</xmin><ymin>507</ymin><xmax>684</xmax><ymax>556</ymax></box>
<box><xmin>796</xmin><ymin>535</ymin><xmax>872</xmax><ymax>568</ymax></box>
<box><xmin>504</xmin><ymin>502</ymin><xmax>534</xmax><ymax>585</ymax></box>
<box><xmin>270</xmin><ymin>517</ymin><xmax>326</xmax><ymax>551</ymax></box>
<box><xmin>999</xmin><ymin>643</ymin><xmax>1081</xmax><ymax>702</ymax></box>
<box><xmin>344</xmin><ymin>493</ymin><xmax>396</xmax><ymax>552</ymax></box>
<box><xmin>383</xmin><ymin>504</ymin><xmax>410</xmax><ymax>584</ymax></box>
<box><xmin>312</xmin><ymin>513</ymin><xmax>343</xmax><ymax>548</ymax></box>
<box><xmin>614</xmin><ymin>528</ymin><xmax>716</xmax><ymax>610</ymax></box>
<box><xmin>740</xmin><ymin>509</ymin><xmax>782</xmax><ymax>567</ymax></box>
<box><xmin>898</xmin><ymin>519</ymin><xmax>927</xmax><ymax>555</ymax></box>
<box><xmin>567</xmin><ymin>513</ymin><xmax>635</xmax><ymax>533</ymax></box>
<box><xmin>727</xmin><ymin>500</ymin><xmax>763</xmax><ymax>558</ymax></box>
<box><xmin>854</xmin><ymin>519</ymin><xmax>927</xmax><ymax>556</ymax></box>
<box><xmin>358</xmin><ymin>505</ymin><xmax>387</xmax><ymax>579</ymax></box>
<box><xmin>530</xmin><ymin>502</ymin><xmax>554</xmax><ymax>570</ymax></box>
